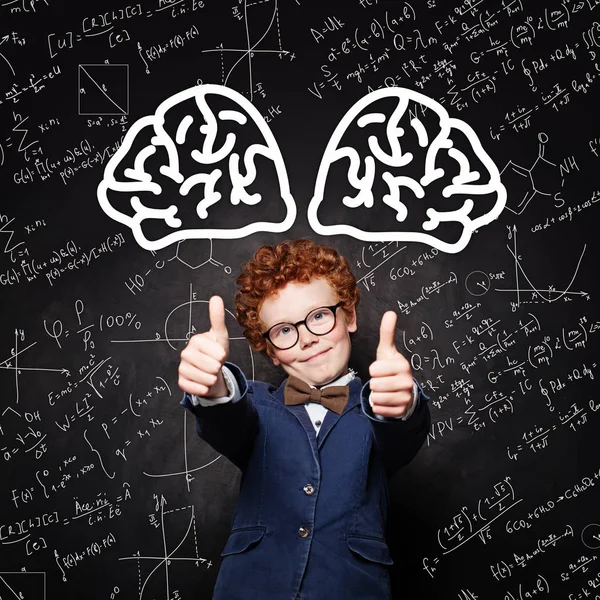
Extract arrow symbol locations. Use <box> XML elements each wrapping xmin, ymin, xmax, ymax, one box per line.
<box><xmin>0</xmin><ymin>35</ymin><xmax>15</xmax><ymax>75</ymax></box>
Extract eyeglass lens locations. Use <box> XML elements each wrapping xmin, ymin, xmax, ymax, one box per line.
<box><xmin>269</xmin><ymin>307</ymin><xmax>336</xmax><ymax>349</ymax></box>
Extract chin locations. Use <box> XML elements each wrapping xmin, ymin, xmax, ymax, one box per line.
<box><xmin>305</xmin><ymin>365</ymin><xmax>346</xmax><ymax>386</ymax></box>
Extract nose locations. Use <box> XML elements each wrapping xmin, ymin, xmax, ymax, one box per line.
<box><xmin>297</xmin><ymin>323</ymin><xmax>318</xmax><ymax>348</ymax></box>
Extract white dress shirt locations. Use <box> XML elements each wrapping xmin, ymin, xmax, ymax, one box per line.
<box><xmin>190</xmin><ymin>367</ymin><xmax>419</xmax><ymax>433</ymax></box>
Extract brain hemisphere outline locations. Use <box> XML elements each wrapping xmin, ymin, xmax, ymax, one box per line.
<box><xmin>98</xmin><ymin>84</ymin><xmax>505</xmax><ymax>254</ymax></box>
<box><xmin>307</xmin><ymin>87</ymin><xmax>507</xmax><ymax>254</ymax></box>
<box><xmin>97</xmin><ymin>84</ymin><xmax>296</xmax><ymax>251</ymax></box>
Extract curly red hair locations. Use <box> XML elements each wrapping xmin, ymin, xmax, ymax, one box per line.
<box><xmin>235</xmin><ymin>239</ymin><xmax>360</xmax><ymax>353</ymax></box>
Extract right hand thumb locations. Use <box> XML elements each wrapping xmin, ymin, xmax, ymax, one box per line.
<box><xmin>208</xmin><ymin>296</ymin><xmax>229</xmax><ymax>355</ymax></box>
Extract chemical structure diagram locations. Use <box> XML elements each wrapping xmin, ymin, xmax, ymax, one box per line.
<box><xmin>125</xmin><ymin>239</ymin><xmax>230</xmax><ymax>296</ymax></box>
<box><xmin>168</xmin><ymin>238</ymin><xmax>231</xmax><ymax>273</ymax></box>
<box><xmin>500</xmin><ymin>132</ymin><xmax>572</xmax><ymax>216</ymax></box>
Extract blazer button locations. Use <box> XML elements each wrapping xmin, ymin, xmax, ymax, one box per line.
<box><xmin>303</xmin><ymin>484</ymin><xmax>315</xmax><ymax>496</ymax></box>
<box><xmin>298</xmin><ymin>526</ymin><xmax>310</xmax><ymax>538</ymax></box>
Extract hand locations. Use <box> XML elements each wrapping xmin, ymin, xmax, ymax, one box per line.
<box><xmin>368</xmin><ymin>311</ymin><xmax>414</xmax><ymax>418</ymax></box>
<box><xmin>178</xmin><ymin>296</ymin><xmax>230</xmax><ymax>398</ymax></box>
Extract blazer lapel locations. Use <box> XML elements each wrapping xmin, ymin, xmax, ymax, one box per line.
<box><xmin>273</xmin><ymin>379</ymin><xmax>320</xmax><ymax>464</ymax></box>
<box><xmin>317</xmin><ymin>377</ymin><xmax>363</xmax><ymax>449</ymax></box>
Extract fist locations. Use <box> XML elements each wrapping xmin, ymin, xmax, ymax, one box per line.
<box><xmin>368</xmin><ymin>311</ymin><xmax>414</xmax><ymax>418</ymax></box>
<box><xmin>178</xmin><ymin>296</ymin><xmax>230</xmax><ymax>398</ymax></box>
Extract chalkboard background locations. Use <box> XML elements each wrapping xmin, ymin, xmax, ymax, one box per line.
<box><xmin>1</xmin><ymin>1</ymin><xmax>600</xmax><ymax>599</ymax></box>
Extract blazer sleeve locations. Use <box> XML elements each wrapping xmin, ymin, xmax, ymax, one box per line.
<box><xmin>360</xmin><ymin>379</ymin><xmax>431</xmax><ymax>477</ymax></box>
<box><xmin>180</xmin><ymin>362</ymin><xmax>259</xmax><ymax>471</ymax></box>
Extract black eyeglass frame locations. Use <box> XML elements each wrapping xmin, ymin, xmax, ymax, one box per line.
<box><xmin>262</xmin><ymin>301</ymin><xmax>345</xmax><ymax>350</ymax></box>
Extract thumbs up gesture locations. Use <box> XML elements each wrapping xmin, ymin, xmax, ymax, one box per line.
<box><xmin>178</xmin><ymin>296</ymin><xmax>230</xmax><ymax>398</ymax></box>
<box><xmin>368</xmin><ymin>311</ymin><xmax>414</xmax><ymax>418</ymax></box>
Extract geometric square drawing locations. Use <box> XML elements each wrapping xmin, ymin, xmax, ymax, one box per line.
<box><xmin>78</xmin><ymin>64</ymin><xmax>129</xmax><ymax>115</ymax></box>
<box><xmin>0</xmin><ymin>572</ymin><xmax>46</xmax><ymax>599</ymax></box>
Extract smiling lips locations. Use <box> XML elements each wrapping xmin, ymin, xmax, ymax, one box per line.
<box><xmin>305</xmin><ymin>349</ymin><xmax>330</xmax><ymax>362</ymax></box>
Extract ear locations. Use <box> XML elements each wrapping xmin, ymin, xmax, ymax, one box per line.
<box><xmin>265</xmin><ymin>344</ymin><xmax>281</xmax><ymax>366</ymax></box>
<box><xmin>345</xmin><ymin>305</ymin><xmax>358</xmax><ymax>333</ymax></box>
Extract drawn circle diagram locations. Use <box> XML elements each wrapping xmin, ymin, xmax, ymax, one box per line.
<box><xmin>142</xmin><ymin>297</ymin><xmax>255</xmax><ymax>487</ymax></box>
<box><xmin>581</xmin><ymin>523</ymin><xmax>600</xmax><ymax>550</ymax></box>
<box><xmin>465</xmin><ymin>270</ymin><xmax>490</xmax><ymax>296</ymax></box>
<box><xmin>163</xmin><ymin>298</ymin><xmax>248</xmax><ymax>355</ymax></box>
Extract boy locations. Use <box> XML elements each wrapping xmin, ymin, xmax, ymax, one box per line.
<box><xmin>178</xmin><ymin>239</ymin><xmax>430</xmax><ymax>600</ymax></box>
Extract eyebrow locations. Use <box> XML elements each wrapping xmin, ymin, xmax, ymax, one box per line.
<box><xmin>264</xmin><ymin>302</ymin><xmax>335</xmax><ymax>329</ymax></box>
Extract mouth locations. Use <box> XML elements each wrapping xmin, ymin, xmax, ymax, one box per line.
<box><xmin>304</xmin><ymin>349</ymin><xmax>330</xmax><ymax>362</ymax></box>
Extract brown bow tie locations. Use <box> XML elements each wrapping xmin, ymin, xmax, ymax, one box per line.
<box><xmin>284</xmin><ymin>375</ymin><xmax>349</xmax><ymax>415</ymax></box>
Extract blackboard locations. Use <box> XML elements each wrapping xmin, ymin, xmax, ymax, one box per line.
<box><xmin>1</xmin><ymin>0</ymin><xmax>599</xmax><ymax>598</ymax></box>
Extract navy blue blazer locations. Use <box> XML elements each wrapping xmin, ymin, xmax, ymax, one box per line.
<box><xmin>181</xmin><ymin>362</ymin><xmax>430</xmax><ymax>600</ymax></box>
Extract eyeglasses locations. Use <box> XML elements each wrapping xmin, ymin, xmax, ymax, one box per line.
<box><xmin>262</xmin><ymin>301</ymin><xmax>344</xmax><ymax>350</ymax></box>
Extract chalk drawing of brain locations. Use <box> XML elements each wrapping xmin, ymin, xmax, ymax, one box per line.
<box><xmin>307</xmin><ymin>88</ymin><xmax>506</xmax><ymax>254</ymax></box>
<box><xmin>97</xmin><ymin>84</ymin><xmax>296</xmax><ymax>251</ymax></box>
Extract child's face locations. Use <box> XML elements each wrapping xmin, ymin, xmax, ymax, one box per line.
<box><xmin>259</xmin><ymin>277</ymin><xmax>357</xmax><ymax>387</ymax></box>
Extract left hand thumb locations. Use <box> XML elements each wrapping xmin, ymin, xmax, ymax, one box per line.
<box><xmin>376</xmin><ymin>311</ymin><xmax>399</xmax><ymax>360</ymax></box>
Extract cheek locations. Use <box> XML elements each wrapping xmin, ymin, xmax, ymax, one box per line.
<box><xmin>333</xmin><ymin>322</ymin><xmax>353</xmax><ymax>342</ymax></box>
<box><xmin>271</xmin><ymin>348</ymin><xmax>295</xmax><ymax>366</ymax></box>
<box><xmin>326</xmin><ymin>327</ymin><xmax>352</xmax><ymax>351</ymax></box>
